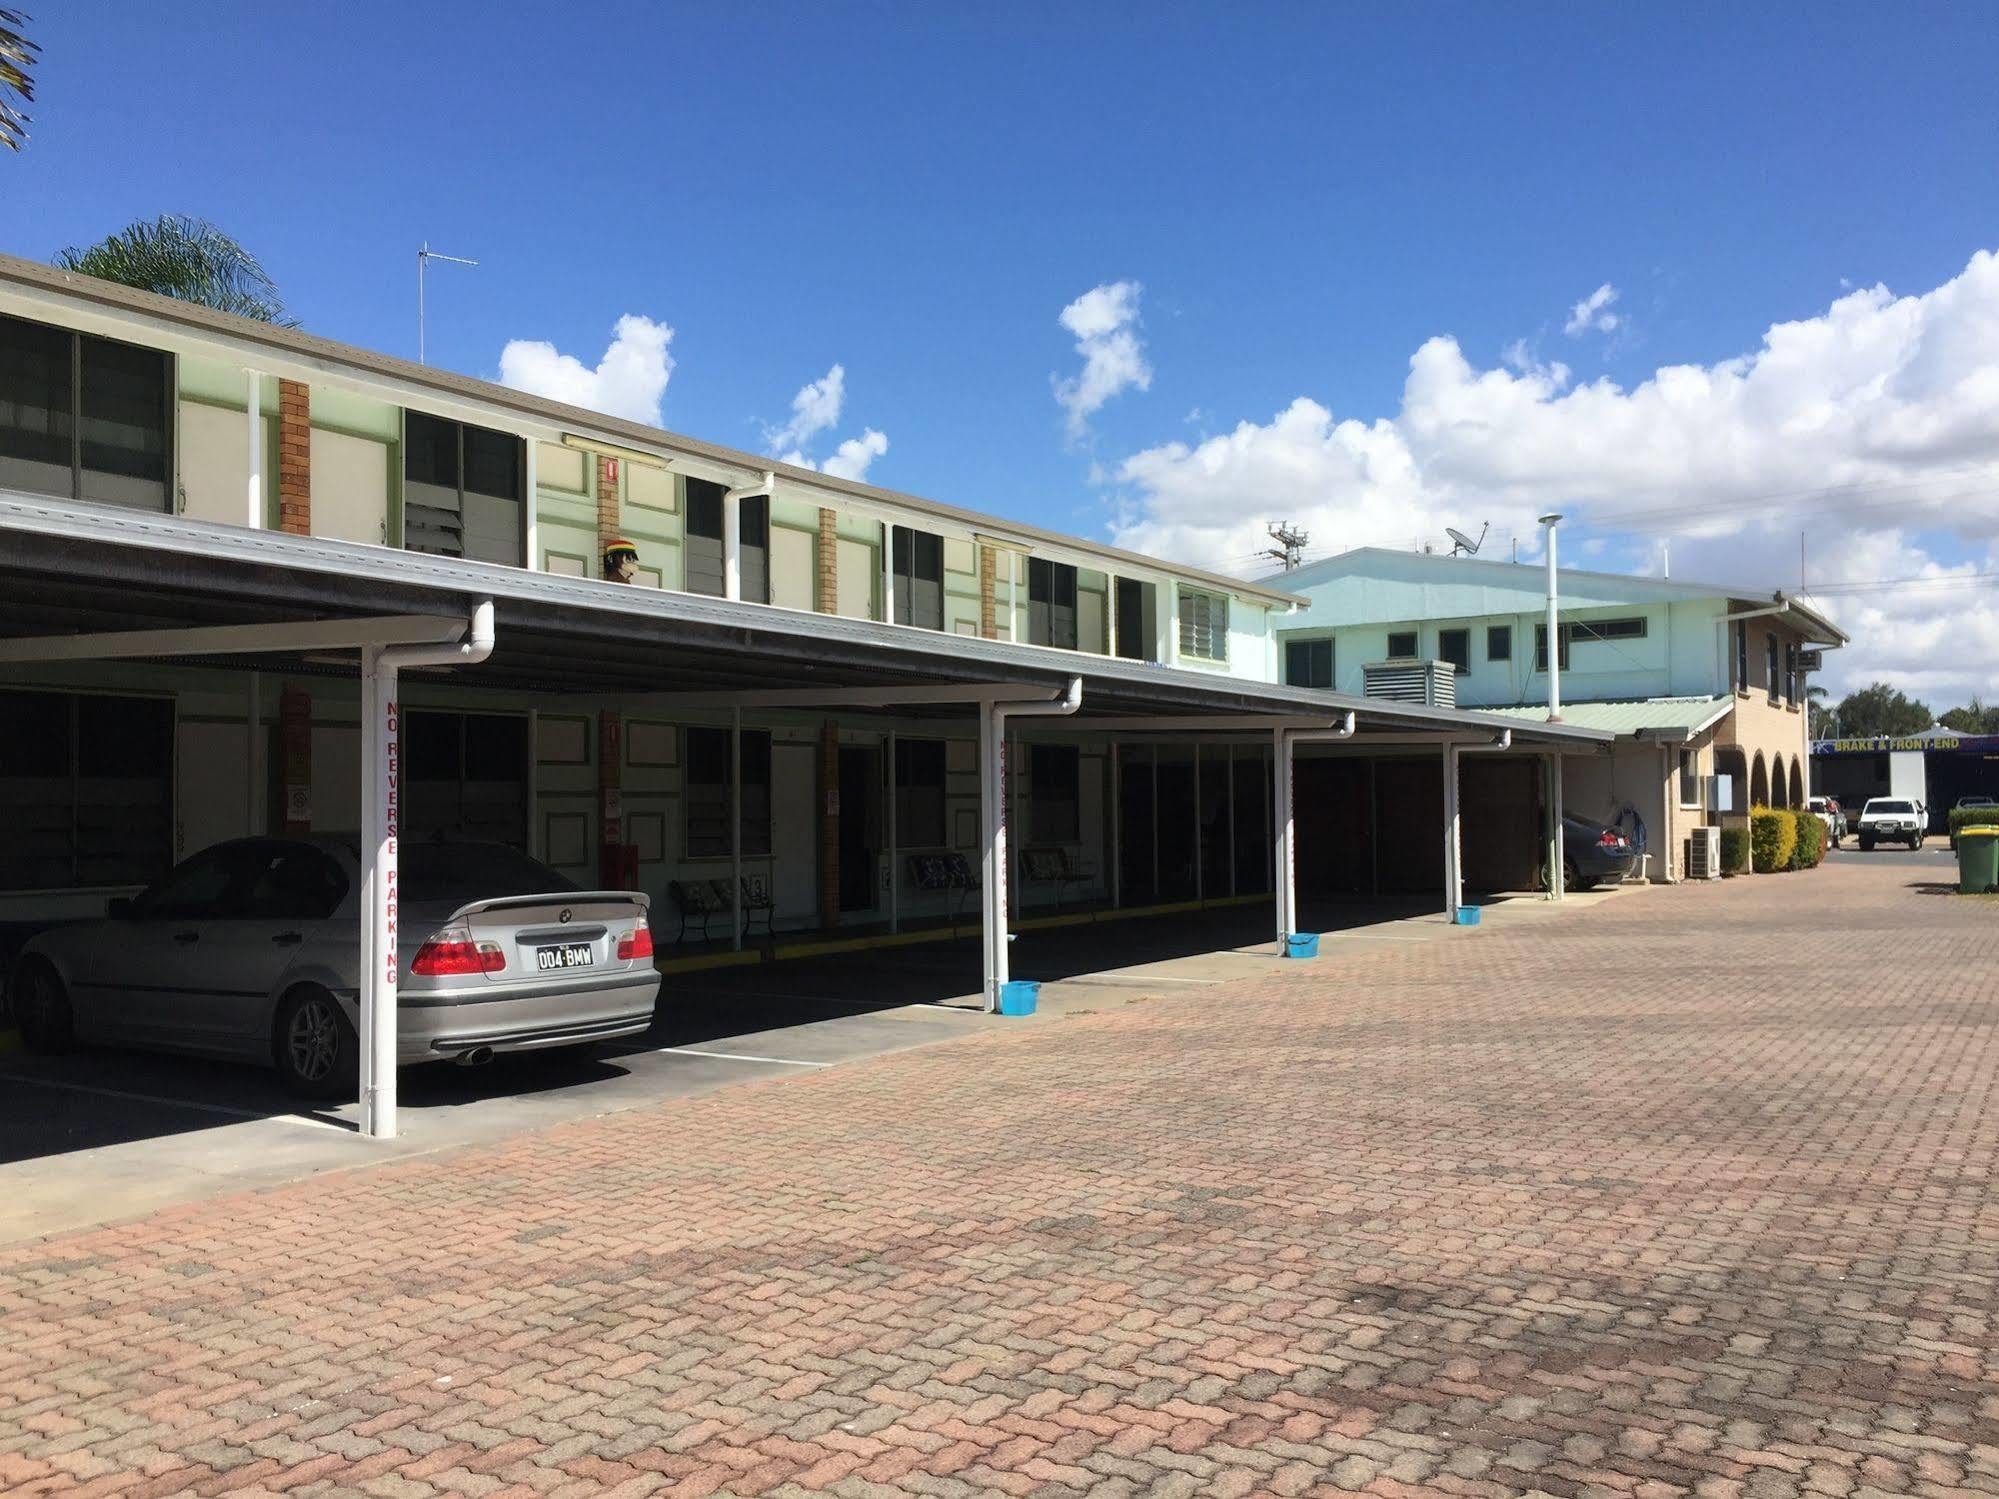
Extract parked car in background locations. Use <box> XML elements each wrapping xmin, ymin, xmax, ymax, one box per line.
<box><xmin>1807</xmin><ymin>795</ymin><xmax>1847</xmax><ymax>849</ymax></box>
<box><xmin>1562</xmin><ymin>815</ymin><xmax>1637</xmax><ymax>891</ymax></box>
<box><xmin>8</xmin><ymin>836</ymin><xmax>659</xmax><ymax>1098</ymax></box>
<box><xmin>1857</xmin><ymin>798</ymin><xmax>1925</xmax><ymax>851</ymax></box>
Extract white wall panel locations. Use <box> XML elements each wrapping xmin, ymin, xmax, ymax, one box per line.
<box><xmin>310</xmin><ymin>427</ymin><xmax>390</xmax><ymax>545</ymax></box>
<box><xmin>177</xmin><ymin>401</ymin><xmax>253</xmax><ymax>526</ymax></box>
<box><xmin>771</xmin><ymin>525</ymin><xmax>815</xmax><ymax>611</ymax></box>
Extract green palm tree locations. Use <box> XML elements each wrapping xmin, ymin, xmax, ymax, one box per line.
<box><xmin>55</xmin><ymin>215</ymin><xmax>296</xmax><ymax>325</ymax></box>
<box><xmin>0</xmin><ymin>9</ymin><xmax>36</xmax><ymax>152</ymax></box>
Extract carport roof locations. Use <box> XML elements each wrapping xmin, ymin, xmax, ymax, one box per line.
<box><xmin>0</xmin><ymin>491</ymin><xmax>1613</xmax><ymax>744</ymax></box>
<box><xmin>1487</xmin><ymin>695</ymin><xmax>1734</xmax><ymax>740</ymax></box>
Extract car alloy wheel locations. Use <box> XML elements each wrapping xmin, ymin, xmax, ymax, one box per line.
<box><xmin>285</xmin><ymin>994</ymin><xmax>342</xmax><ymax>1083</ymax></box>
<box><xmin>13</xmin><ymin>961</ymin><xmax>75</xmax><ymax>1053</ymax></box>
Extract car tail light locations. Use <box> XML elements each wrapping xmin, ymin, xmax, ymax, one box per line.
<box><xmin>1598</xmin><ymin>829</ymin><xmax>1626</xmax><ymax>849</ymax></box>
<box><xmin>616</xmin><ymin>919</ymin><xmax>654</xmax><ymax>961</ymax></box>
<box><xmin>410</xmin><ymin>927</ymin><xmax>506</xmax><ymax>976</ymax></box>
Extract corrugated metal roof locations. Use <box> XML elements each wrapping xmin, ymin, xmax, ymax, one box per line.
<box><xmin>1484</xmin><ymin>696</ymin><xmax>1734</xmax><ymax>738</ymax></box>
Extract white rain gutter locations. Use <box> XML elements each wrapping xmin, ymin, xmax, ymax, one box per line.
<box><xmin>1445</xmin><ymin>730</ymin><xmax>1513</xmax><ymax>918</ymax></box>
<box><xmin>1272</xmin><ymin>710</ymin><xmax>1358</xmax><ymax>952</ymax></box>
<box><xmin>358</xmin><ymin>599</ymin><xmax>497</xmax><ymax>1140</ymax></box>
<box><xmin>981</xmin><ymin>676</ymin><xmax>1083</xmax><ymax>1011</ymax></box>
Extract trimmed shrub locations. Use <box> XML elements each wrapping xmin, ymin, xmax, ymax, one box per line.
<box><xmin>1948</xmin><ymin>806</ymin><xmax>1999</xmax><ymax>847</ymax></box>
<box><xmin>1791</xmin><ymin>809</ymin><xmax>1825</xmax><ymax>869</ymax></box>
<box><xmin>1720</xmin><ymin>827</ymin><xmax>1752</xmax><ymax>875</ymax></box>
<box><xmin>1750</xmin><ymin>805</ymin><xmax>1798</xmax><ymax>873</ymax></box>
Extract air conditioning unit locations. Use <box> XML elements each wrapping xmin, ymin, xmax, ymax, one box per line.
<box><xmin>1688</xmin><ymin>825</ymin><xmax>1722</xmax><ymax>880</ymax></box>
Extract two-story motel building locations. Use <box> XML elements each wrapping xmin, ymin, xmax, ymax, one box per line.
<box><xmin>0</xmin><ymin>254</ymin><xmax>1612</xmax><ymax>1134</ymax></box>
<box><xmin>1268</xmin><ymin>547</ymin><xmax>1847</xmax><ymax>882</ymax></box>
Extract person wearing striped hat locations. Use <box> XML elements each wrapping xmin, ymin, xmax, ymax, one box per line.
<box><xmin>602</xmin><ymin>537</ymin><xmax>640</xmax><ymax>583</ymax></box>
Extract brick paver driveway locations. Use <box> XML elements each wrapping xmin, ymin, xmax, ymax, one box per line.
<box><xmin>4</xmin><ymin>857</ymin><xmax>1996</xmax><ymax>1498</ymax></box>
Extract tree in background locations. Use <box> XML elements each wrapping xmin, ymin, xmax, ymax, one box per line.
<box><xmin>1830</xmin><ymin>682</ymin><xmax>1933</xmax><ymax>739</ymax></box>
<box><xmin>0</xmin><ymin>9</ymin><xmax>35</xmax><ymax>152</ymax></box>
<box><xmin>55</xmin><ymin>215</ymin><xmax>295</xmax><ymax>325</ymax></box>
<box><xmin>1939</xmin><ymin>697</ymin><xmax>1999</xmax><ymax>735</ymax></box>
<box><xmin>1805</xmin><ymin>683</ymin><xmax>1834</xmax><ymax>740</ymax></box>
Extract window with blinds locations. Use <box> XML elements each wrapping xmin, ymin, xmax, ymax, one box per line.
<box><xmin>403</xmin><ymin>412</ymin><xmax>525</xmax><ymax>565</ymax></box>
<box><xmin>891</xmin><ymin>526</ymin><xmax>944</xmax><ymax>630</ymax></box>
<box><xmin>683</xmin><ymin>479</ymin><xmax>769</xmax><ymax>602</ymax></box>
<box><xmin>1178</xmin><ymin>589</ymin><xmax>1229</xmax><ymax>662</ymax></box>
<box><xmin>1027</xmin><ymin>558</ymin><xmax>1078</xmax><ymax>648</ymax></box>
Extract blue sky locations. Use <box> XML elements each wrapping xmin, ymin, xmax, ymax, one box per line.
<box><xmin>8</xmin><ymin>4</ymin><xmax>1999</xmax><ymax>696</ymax></box>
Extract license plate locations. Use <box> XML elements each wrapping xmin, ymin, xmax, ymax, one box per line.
<box><xmin>535</xmin><ymin>942</ymin><xmax>595</xmax><ymax>971</ymax></box>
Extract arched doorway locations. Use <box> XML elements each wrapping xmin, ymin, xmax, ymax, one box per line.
<box><xmin>1788</xmin><ymin>757</ymin><xmax>1804</xmax><ymax>809</ymax></box>
<box><xmin>1715</xmin><ymin>746</ymin><xmax>1749</xmax><ymax>818</ymax></box>
<box><xmin>1750</xmin><ymin>752</ymin><xmax>1769</xmax><ymax>808</ymax></box>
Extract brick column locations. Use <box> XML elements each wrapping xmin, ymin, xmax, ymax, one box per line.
<box><xmin>979</xmin><ymin>544</ymin><xmax>998</xmax><ymax>639</ymax></box>
<box><xmin>596</xmin><ymin>455</ymin><xmax>622</xmax><ymax>568</ymax></box>
<box><xmin>818</xmin><ymin>719</ymin><xmax>840</xmax><ymax>931</ymax></box>
<box><xmin>816</xmin><ymin>508</ymin><xmax>839</xmax><ymax>613</ymax></box>
<box><xmin>276</xmin><ymin>379</ymin><xmax>310</xmax><ymax>536</ymax></box>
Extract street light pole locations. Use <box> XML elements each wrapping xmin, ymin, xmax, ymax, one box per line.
<box><xmin>1539</xmin><ymin>512</ymin><xmax>1563</xmax><ymax>723</ymax></box>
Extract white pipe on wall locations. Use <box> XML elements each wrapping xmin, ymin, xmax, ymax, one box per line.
<box><xmin>245</xmin><ymin>370</ymin><xmax>264</xmax><ymax>529</ymax></box>
<box><xmin>1271</xmin><ymin>713</ymin><xmax>1358</xmax><ymax>953</ymax></box>
<box><xmin>982</xmin><ymin>678</ymin><xmax>1083</xmax><ymax>1010</ymax></box>
<box><xmin>1539</xmin><ymin>513</ymin><xmax>1562</xmax><ymax>722</ymax></box>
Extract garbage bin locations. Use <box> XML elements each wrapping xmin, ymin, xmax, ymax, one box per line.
<box><xmin>1959</xmin><ymin>826</ymin><xmax>1999</xmax><ymax>894</ymax></box>
<box><xmin>997</xmin><ymin>980</ymin><xmax>1040</xmax><ymax>1016</ymax></box>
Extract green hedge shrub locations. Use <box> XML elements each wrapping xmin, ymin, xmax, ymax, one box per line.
<box><xmin>1948</xmin><ymin>806</ymin><xmax>1999</xmax><ymax>843</ymax></box>
<box><xmin>1720</xmin><ymin>827</ymin><xmax>1751</xmax><ymax>875</ymax></box>
<box><xmin>1751</xmin><ymin>806</ymin><xmax>1798</xmax><ymax>873</ymax></box>
<box><xmin>1791</xmin><ymin>809</ymin><xmax>1825</xmax><ymax>869</ymax></box>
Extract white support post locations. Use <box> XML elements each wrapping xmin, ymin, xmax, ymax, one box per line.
<box><xmin>524</xmin><ymin>439</ymin><xmax>538</xmax><ymax>571</ymax></box>
<box><xmin>245</xmin><ymin>370</ymin><xmax>264</xmax><ymax>529</ymax></box>
<box><xmin>1548</xmin><ymin>751</ymin><xmax>1567</xmax><ymax>900</ymax></box>
<box><xmin>887</xmin><ymin>729</ymin><xmax>899</xmax><ymax>933</ymax></box>
<box><xmin>1272</xmin><ymin>726</ymin><xmax>1293</xmax><ymax>952</ymax></box>
<box><xmin>883</xmin><ymin>522</ymin><xmax>897</xmax><ymax>625</ymax></box>
<box><xmin>1164</xmin><ymin>579</ymin><xmax>1181</xmax><ymax>666</ymax></box>
<box><xmin>723</xmin><ymin>494</ymin><xmax>742</xmax><ymax>602</ymax></box>
<box><xmin>980</xmin><ymin>700</ymin><xmax>1007</xmax><ymax>1010</ymax></box>
<box><xmin>730</xmin><ymin>708</ymin><xmax>743</xmax><ymax>951</ymax></box>
<box><xmin>1443</xmin><ymin>740</ymin><xmax>1462</xmax><ymax>918</ymax></box>
<box><xmin>1010</xmin><ymin>551</ymin><xmax>1021</xmax><ymax>641</ymax></box>
<box><xmin>245</xmin><ymin>672</ymin><xmax>262</xmax><ymax>836</ymax></box>
<box><xmin>1107</xmin><ymin>577</ymin><xmax>1120</xmax><ymax>659</ymax></box>
<box><xmin>359</xmin><ymin>646</ymin><xmax>402</xmax><ymax>1140</ymax></box>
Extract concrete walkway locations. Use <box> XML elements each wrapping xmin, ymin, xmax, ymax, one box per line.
<box><xmin>5</xmin><ymin>859</ymin><xmax>1990</xmax><ymax>1496</ymax></box>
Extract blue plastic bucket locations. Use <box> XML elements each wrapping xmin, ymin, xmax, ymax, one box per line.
<box><xmin>1453</xmin><ymin>905</ymin><xmax>1481</xmax><ymax>926</ymax></box>
<box><xmin>1283</xmin><ymin>932</ymin><xmax>1320</xmax><ymax>959</ymax></box>
<box><xmin>997</xmin><ymin>980</ymin><xmax>1040</xmax><ymax>1016</ymax></box>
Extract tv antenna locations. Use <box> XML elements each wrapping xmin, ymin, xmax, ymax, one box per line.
<box><xmin>1264</xmin><ymin>520</ymin><xmax>1310</xmax><ymax>571</ymax></box>
<box><xmin>417</xmin><ymin>242</ymin><xmax>480</xmax><ymax>365</ymax></box>
<box><xmin>1445</xmin><ymin>522</ymin><xmax>1488</xmax><ymax>557</ymax></box>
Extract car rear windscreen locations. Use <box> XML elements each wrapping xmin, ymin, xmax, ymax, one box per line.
<box><xmin>400</xmin><ymin>842</ymin><xmax>577</xmax><ymax>903</ymax></box>
<box><xmin>1869</xmin><ymin>801</ymin><xmax>1914</xmax><ymax>814</ymax></box>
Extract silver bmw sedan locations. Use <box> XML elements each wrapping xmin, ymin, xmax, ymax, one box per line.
<box><xmin>9</xmin><ymin>836</ymin><xmax>660</xmax><ymax>1097</ymax></box>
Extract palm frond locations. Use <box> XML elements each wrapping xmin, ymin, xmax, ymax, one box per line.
<box><xmin>54</xmin><ymin>215</ymin><xmax>297</xmax><ymax>325</ymax></box>
<box><xmin>0</xmin><ymin>8</ymin><xmax>39</xmax><ymax>153</ymax></box>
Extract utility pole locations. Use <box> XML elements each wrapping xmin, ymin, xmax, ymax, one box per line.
<box><xmin>1263</xmin><ymin>521</ymin><xmax>1309</xmax><ymax>572</ymax></box>
<box><xmin>417</xmin><ymin>242</ymin><xmax>480</xmax><ymax>365</ymax></box>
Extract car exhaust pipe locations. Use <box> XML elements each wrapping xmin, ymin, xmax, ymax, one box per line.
<box><xmin>455</xmin><ymin>1046</ymin><xmax>495</xmax><ymax>1068</ymax></box>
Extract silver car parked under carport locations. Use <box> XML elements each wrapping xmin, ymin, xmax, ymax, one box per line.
<box><xmin>9</xmin><ymin>836</ymin><xmax>659</xmax><ymax>1097</ymax></box>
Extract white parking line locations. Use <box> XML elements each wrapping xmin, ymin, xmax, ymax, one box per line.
<box><xmin>0</xmin><ymin>1073</ymin><xmax>352</xmax><ymax>1129</ymax></box>
<box><xmin>650</xmin><ymin>1047</ymin><xmax>830</xmax><ymax>1068</ymax></box>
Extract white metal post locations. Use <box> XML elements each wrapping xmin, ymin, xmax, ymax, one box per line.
<box><xmin>883</xmin><ymin>522</ymin><xmax>897</xmax><ymax>624</ymax></box>
<box><xmin>1165</xmin><ymin>580</ymin><xmax>1181</xmax><ymax>666</ymax></box>
<box><xmin>359</xmin><ymin>647</ymin><xmax>402</xmax><ymax>1139</ymax></box>
<box><xmin>1272</xmin><ymin>727</ymin><xmax>1293</xmax><ymax>952</ymax></box>
<box><xmin>1549</xmin><ymin>751</ymin><xmax>1567</xmax><ymax>899</ymax></box>
<box><xmin>1541</xmin><ymin>512</ymin><xmax>1563</xmax><ymax>722</ymax></box>
<box><xmin>730</xmin><ymin>708</ymin><xmax>743</xmax><ymax>951</ymax></box>
<box><xmin>723</xmin><ymin>495</ymin><xmax>742</xmax><ymax>602</ymax></box>
<box><xmin>524</xmin><ymin>439</ymin><xmax>538</xmax><ymax>572</ymax></box>
<box><xmin>1443</xmin><ymin>740</ymin><xmax>1462</xmax><ymax>918</ymax></box>
<box><xmin>980</xmin><ymin>700</ymin><xmax>1007</xmax><ymax>1009</ymax></box>
<box><xmin>245</xmin><ymin>371</ymin><xmax>264</xmax><ymax>529</ymax></box>
<box><xmin>1010</xmin><ymin>552</ymin><xmax>1020</xmax><ymax>641</ymax></box>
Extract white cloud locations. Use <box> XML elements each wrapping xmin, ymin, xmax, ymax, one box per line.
<box><xmin>498</xmin><ymin>315</ymin><xmax>675</xmax><ymax>426</ymax></box>
<box><xmin>765</xmin><ymin>364</ymin><xmax>888</xmax><ymax>483</ymax></box>
<box><xmin>1107</xmin><ymin>248</ymin><xmax>1999</xmax><ymax>705</ymax></box>
<box><xmin>1053</xmin><ymin>280</ymin><xmax>1152</xmax><ymax>436</ymax></box>
<box><xmin>1564</xmin><ymin>283</ymin><xmax>1622</xmax><ymax>337</ymax></box>
<box><xmin>822</xmin><ymin>429</ymin><xmax>889</xmax><ymax>483</ymax></box>
<box><xmin>765</xmin><ymin>364</ymin><xmax>846</xmax><ymax>454</ymax></box>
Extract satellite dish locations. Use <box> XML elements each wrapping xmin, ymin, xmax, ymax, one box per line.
<box><xmin>1446</xmin><ymin>522</ymin><xmax>1488</xmax><ymax>557</ymax></box>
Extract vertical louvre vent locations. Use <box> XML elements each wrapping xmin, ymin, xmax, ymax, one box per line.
<box><xmin>1361</xmin><ymin>659</ymin><xmax>1457</xmax><ymax>708</ymax></box>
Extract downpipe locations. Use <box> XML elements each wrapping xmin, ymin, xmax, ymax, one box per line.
<box><xmin>1446</xmin><ymin>730</ymin><xmax>1513</xmax><ymax>920</ymax></box>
